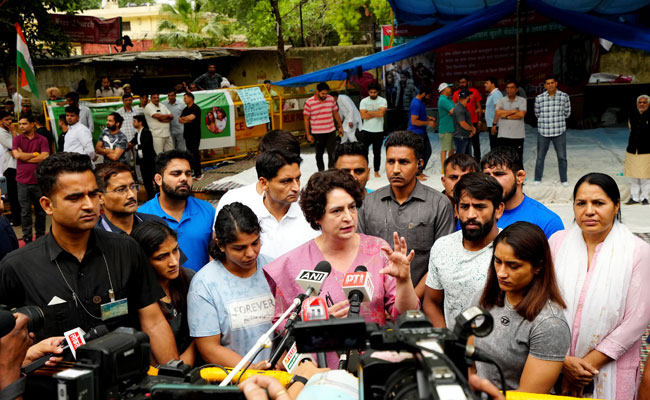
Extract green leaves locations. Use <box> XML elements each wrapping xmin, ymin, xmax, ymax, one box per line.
<box><xmin>154</xmin><ymin>0</ymin><xmax>234</xmax><ymax>48</ymax></box>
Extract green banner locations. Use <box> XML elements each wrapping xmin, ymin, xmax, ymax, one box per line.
<box><xmin>46</xmin><ymin>90</ymin><xmax>236</xmax><ymax>149</ymax></box>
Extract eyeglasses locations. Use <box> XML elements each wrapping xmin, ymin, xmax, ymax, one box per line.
<box><xmin>106</xmin><ymin>184</ymin><xmax>140</xmax><ymax>195</ymax></box>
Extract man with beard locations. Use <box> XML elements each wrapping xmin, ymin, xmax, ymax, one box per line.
<box><xmin>96</xmin><ymin>112</ymin><xmax>128</xmax><ymax>164</ymax></box>
<box><xmin>481</xmin><ymin>146</ymin><xmax>563</xmax><ymax>238</ymax></box>
<box><xmin>358</xmin><ymin>131</ymin><xmax>454</xmax><ymax>298</ymax></box>
<box><xmin>359</xmin><ymin>82</ymin><xmax>387</xmax><ymax>178</ymax></box>
<box><xmin>95</xmin><ymin>162</ymin><xmax>165</xmax><ymax>234</ymax></box>
<box><xmin>452</xmin><ymin>75</ymin><xmax>483</xmax><ymax>162</ymax></box>
<box><xmin>138</xmin><ymin>150</ymin><xmax>216</xmax><ymax>271</ymax></box>
<box><xmin>423</xmin><ymin>172</ymin><xmax>503</xmax><ymax>329</ymax></box>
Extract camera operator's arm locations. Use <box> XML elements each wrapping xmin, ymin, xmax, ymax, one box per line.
<box><xmin>380</xmin><ymin>233</ymin><xmax>419</xmax><ymax>313</ymax></box>
<box><xmin>422</xmin><ymin>286</ymin><xmax>446</xmax><ymax>328</ymax></box>
<box><xmin>195</xmin><ymin>334</ymin><xmax>270</xmax><ymax>370</ymax></box>
<box><xmin>286</xmin><ymin>361</ymin><xmax>329</xmax><ymax>399</ymax></box>
<box><xmin>23</xmin><ymin>336</ymin><xmax>64</xmax><ymax>367</ymax></box>
<box><xmin>138</xmin><ymin>303</ymin><xmax>179</xmax><ymax>364</ymax></box>
<box><xmin>0</xmin><ymin>314</ymin><xmax>31</xmax><ymax>398</ymax></box>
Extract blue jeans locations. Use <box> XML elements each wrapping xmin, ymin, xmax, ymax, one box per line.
<box><xmin>535</xmin><ymin>132</ymin><xmax>567</xmax><ymax>182</ymax></box>
<box><xmin>454</xmin><ymin>137</ymin><xmax>472</xmax><ymax>156</ymax></box>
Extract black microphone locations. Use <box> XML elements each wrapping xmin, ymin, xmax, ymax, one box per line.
<box><xmin>269</xmin><ymin>261</ymin><xmax>332</xmax><ymax>368</ymax></box>
<box><xmin>22</xmin><ymin>325</ymin><xmax>110</xmax><ymax>374</ymax></box>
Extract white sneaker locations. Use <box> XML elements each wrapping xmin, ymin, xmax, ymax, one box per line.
<box><xmin>561</xmin><ymin>182</ymin><xmax>569</xmax><ymax>187</ymax></box>
<box><xmin>533</xmin><ymin>181</ymin><xmax>541</xmax><ymax>185</ymax></box>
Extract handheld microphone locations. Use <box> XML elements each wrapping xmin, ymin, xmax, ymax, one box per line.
<box><xmin>269</xmin><ymin>261</ymin><xmax>331</xmax><ymax>368</ymax></box>
<box><xmin>295</xmin><ymin>261</ymin><xmax>331</xmax><ymax>297</ymax></box>
<box><xmin>301</xmin><ymin>296</ymin><xmax>330</xmax><ymax>367</ymax></box>
<box><xmin>22</xmin><ymin>324</ymin><xmax>110</xmax><ymax>374</ymax></box>
<box><xmin>342</xmin><ymin>266</ymin><xmax>374</xmax><ymax>315</ymax></box>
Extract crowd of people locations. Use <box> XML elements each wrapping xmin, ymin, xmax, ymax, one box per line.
<box><xmin>0</xmin><ymin>71</ymin><xmax>649</xmax><ymax>400</ymax></box>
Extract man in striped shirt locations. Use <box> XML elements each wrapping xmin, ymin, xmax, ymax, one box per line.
<box><xmin>303</xmin><ymin>82</ymin><xmax>343</xmax><ymax>171</ymax></box>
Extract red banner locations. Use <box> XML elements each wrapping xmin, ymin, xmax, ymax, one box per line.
<box><xmin>50</xmin><ymin>14</ymin><xmax>122</xmax><ymax>44</ymax></box>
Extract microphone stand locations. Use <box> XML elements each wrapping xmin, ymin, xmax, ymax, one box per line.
<box><xmin>220</xmin><ymin>289</ymin><xmax>313</xmax><ymax>386</ymax></box>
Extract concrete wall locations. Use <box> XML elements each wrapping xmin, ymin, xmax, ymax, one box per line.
<box><xmin>600</xmin><ymin>45</ymin><xmax>650</xmax><ymax>83</ymax></box>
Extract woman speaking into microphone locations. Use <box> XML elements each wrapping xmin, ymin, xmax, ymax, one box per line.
<box><xmin>263</xmin><ymin>169</ymin><xmax>419</xmax><ymax>368</ymax></box>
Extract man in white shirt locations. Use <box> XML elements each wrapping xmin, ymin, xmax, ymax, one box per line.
<box><xmin>0</xmin><ymin>110</ymin><xmax>20</xmax><ymax>225</ymax></box>
<box><xmin>144</xmin><ymin>94</ymin><xmax>174</xmax><ymax>154</ymax></box>
<box><xmin>215</xmin><ymin>129</ymin><xmax>300</xmax><ymax>215</ymax></box>
<box><xmin>95</xmin><ymin>76</ymin><xmax>119</xmax><ymax>98</ymax></box>
<box><xmin>331</xmin><ymin>91</ymin><xmax>362</xmax><ymax>143</ymax></box>
<box><xmin>423</xmin><ymin>172</ymin><xmax>504</xmax><ymax>329</ymax></box>
<box><xmin>359</xmin><ymin>82</ymin><xmax>387</xmax><ymax>178</ymax></box>
<box><xmin>7</xmin><ymin>85</ymin><xmax>22</xmax><ymax>115</ymax></box>
<box><xmin>63</xmin><ymin>106</ymin><xmax>95</xmax><ymax>162</ymax></box>
<box><xmin>162</xmin><ymin>90</ymin><xmax>186</xmax><ymax>151</ymax></box>
<box><xmin>255</xmin><ymin>150</ymin><xmax>319</xmax><ymax>259</ymax></box>
<box><xmin>65</xmin><ymin>92</ymin><xmax>94</xmax><ymax>133</ymax></box>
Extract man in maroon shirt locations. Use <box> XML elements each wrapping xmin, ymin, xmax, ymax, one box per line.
<box><xmin>11</xmin><ymin>116</ymin><xmax>49</xmax><ymax>243</ymax></box>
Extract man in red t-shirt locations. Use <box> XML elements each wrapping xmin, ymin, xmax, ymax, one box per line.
<box><xmin>453</xmin><ymin>75</ymin><xmax>483</xmax><ymax>162</ymax></box>
<box><xmin>11</xmin><ymin>115</ymin><xmax>50</xmax><ymax>243</ymax></box>
<box><xmin>303</xmin><ymin>82</ymin><xmax>343</xmax><ymax>171</ymax></box>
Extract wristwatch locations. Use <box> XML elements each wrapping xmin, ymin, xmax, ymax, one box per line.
<box><xmin>289</xmin><ymin>374</ymin><xmax>308</xmax><ymax>387</ymax></box>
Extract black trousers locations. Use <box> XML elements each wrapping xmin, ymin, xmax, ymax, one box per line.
<box><xmin>471</xmin><ymin>122</ymin><xmax>482</xmax><ymax>162</ymax></box>
<box><xmin>313</xmin><ymin>131</ymin><xmax>337</xmax><ymax>171</ymax></box>
<box><xmin>138</xmin><ymin>159</ymin><xmax>156</xmax><ymax>200</ymax></box>
<box><xmin>185</xmin><ymin>136</ymin><xmax>202</xmax><ymax>177</ymax></box>
<box><xmin>3</xmin><ymin>168</ymin><xmax>21</xmax><ymax>225</ymax></box>
<box><xmin>488</xmin><ymin>127</ymin><xmax>499</xmax><ymax>150</ymax></box>
<box><xmin>359</xmin><ymin>130</ymin><xmax>384</xmax><ymax>172</ymax></box>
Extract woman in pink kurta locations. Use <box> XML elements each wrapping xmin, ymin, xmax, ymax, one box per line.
<box><xmin>550</xmin><ymin>173</ymin><xmax>650</xmax><ymax>399</ymax></box>
<box><xmin>264</xmin><ymin>169</ymin><xmax>420</xmax><ymax>368</ymax></box>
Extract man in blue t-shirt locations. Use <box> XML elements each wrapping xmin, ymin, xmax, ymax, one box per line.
<box><xmin>407</xmin><ymin>85</ymin><xmax>436</xmax><ymax>179</ymax></box>
<box><xmin>138</xmin><ymin>150</ymin><xmax>216</xmax><ymax>271</ymax></box>
<box><xmin>481</xmin><ymin>146</ymin><xmax>563</xmax><ymax>238</ymax></box>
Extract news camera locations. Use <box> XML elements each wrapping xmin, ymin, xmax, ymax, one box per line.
<box><xmin>293</xmin><ymin>308</ymin><xmax>495</xmax><ymax>400</ymax></box>
<box><xmin>0</xmin><ymin>304</ymin><xmax>45</xmax><ymax>336</ymax></box>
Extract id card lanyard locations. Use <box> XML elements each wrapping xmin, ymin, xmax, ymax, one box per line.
<box><xmin>54</xmin><ymin>251</ymin><xmax>116</xmax><ymax>320</ymax></box>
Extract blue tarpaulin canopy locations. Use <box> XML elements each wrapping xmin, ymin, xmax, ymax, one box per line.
<box><xmin>274</xmin><ymin>0</ymin><xmax>650</xmax><ymax>87</ymax></box>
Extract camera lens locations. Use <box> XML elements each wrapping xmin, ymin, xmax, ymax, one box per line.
<box><xmin>14</xmin><ymin>305</ymin><xmax>45</xmax><ymax>333</ymax></box>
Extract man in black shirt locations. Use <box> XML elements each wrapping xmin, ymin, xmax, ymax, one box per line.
<box><xmin>0</xmin><ymin>152</ymin><xmax>178</xmax><ymax>364</ymax></box>
<box><xmin>179</xmin><ymin>92</ymin><xmax>203</xmax><ymax>179</ymax></box>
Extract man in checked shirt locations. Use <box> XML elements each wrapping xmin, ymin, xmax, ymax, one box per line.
<box><xmin>533</xmin><ymin>76</ymin><xmax>571</xmax><ymax>186</ymax></box>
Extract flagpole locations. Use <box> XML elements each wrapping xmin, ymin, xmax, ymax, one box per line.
<box><xmin>15</xmin><ymin>66</ymin><xmax>20</xmax><ymax>119</ymax></box>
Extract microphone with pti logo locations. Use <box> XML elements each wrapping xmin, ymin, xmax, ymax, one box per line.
<box><xmin>269</xmin><ymin>261</ymin><xmax>331</xmax><ymax>369</ymax></box>
<box><xmin>339</xmin><ymin>266</ymin><xmax>373</xmax><ymax>369</ymax></box>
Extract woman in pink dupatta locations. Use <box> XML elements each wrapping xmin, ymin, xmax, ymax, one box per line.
<box><xmin>550</xmin><ymin>173</ymin><xmax>650</xmax><ymax>399</ymax></box>
<box><xmin>264</xmin><ymin>169</ymin><xmax>420</xmax><ymax>368</ymax></box>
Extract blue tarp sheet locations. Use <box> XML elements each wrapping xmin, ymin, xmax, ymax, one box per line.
<box><xmin>275</xmin><ymin>0</ymin><xmax>650</xmax><ymax>87</ymax></box>
<box><xmin>274</xmin><ymin>0</ymin><xmax>517</xmax><ymax>86</ymax></box>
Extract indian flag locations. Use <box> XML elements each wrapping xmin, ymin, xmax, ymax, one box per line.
<box><xmin>15</xmin><ymin>23</ymin><xmax>39</xmax><ymax>98</ymax></box>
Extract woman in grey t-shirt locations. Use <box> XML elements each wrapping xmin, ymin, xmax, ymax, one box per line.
<box><xmin>472</xmin><ymin>221</ymin><xmax>570</xmax><ymax>393</ymax></box>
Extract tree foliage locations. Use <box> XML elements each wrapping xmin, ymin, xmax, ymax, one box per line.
<box><xmin>155</xmin><ymin>0</ymin><xmax>235</xmax><ymax>48</ymax></box>
<box><xmin>0</xmin><ymin>0</ymin><xmax>92</xmax><ymax>76</ymax></box>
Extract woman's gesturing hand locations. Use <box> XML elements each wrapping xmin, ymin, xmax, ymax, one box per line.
<box><xmin>380</xmin><ymin>232</ymin><xmax>415</xmax><ymax>281</ymax></box>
